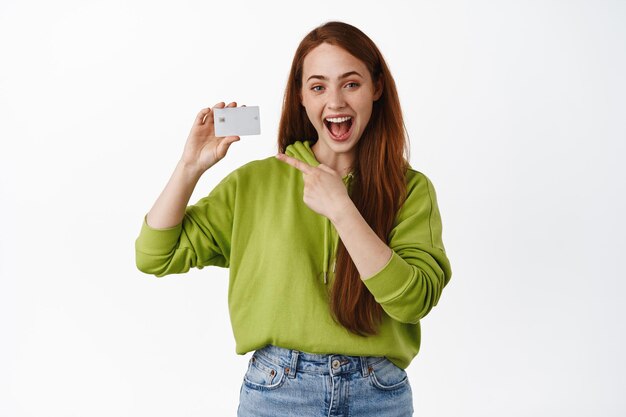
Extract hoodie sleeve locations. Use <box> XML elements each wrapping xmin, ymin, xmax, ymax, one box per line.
<box><xmin>361</xmin><ymin>171</ymin><xmax>452</xmax><ymax>324</ymax></box>
<box><xmin>134</xmin><ymin>171</ymin><xmax>236</xmax><ymax>277</ymax></box>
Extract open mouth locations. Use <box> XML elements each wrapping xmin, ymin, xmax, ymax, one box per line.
<box><xmin>324</xmin><ymin>116</ymin><xmax>354</xmax><ymax>141</ymax></box>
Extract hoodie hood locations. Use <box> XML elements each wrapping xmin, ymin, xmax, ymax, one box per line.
<box><xmin>284</xmin><ymin>140</ymin><xmax>355</xmax><ymax>285</ymax></box>
<box><xmin>284</xmin><ymin>140</ymin><xmax>355</xmax><ymax>182</ymax></box>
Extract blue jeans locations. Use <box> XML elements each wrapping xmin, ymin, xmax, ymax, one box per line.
<box><xmin>237</xmin><ymin>344</ymin><xmax>414</xmax><ymax>417</ymax></box>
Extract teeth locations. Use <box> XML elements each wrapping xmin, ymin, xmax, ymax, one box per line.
<box><xmin>325</xmin><ymin>116</ymin><xmax>352</xmax><ymax>123</ymax></box>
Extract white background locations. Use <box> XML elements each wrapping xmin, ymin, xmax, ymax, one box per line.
<box><xmin>1</xmin><ymin>0</ymin><xmax>625</xmax><ymax>416</ymax></box>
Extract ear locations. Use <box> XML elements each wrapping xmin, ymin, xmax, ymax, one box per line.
<box><xmin>373</xmin><ymin>77</ymin><xmax>383</xmax><ymax>101</ymax></box>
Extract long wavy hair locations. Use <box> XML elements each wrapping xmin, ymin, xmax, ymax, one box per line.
<box><xmin>278</xmin><ymin>21</ymin><xmax>410</xmax><ymax>336</ymax></box>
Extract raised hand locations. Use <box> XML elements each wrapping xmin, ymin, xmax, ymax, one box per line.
<box><xmin>181</xmin><ymin>101</ymin><xmax>241</xmax><ymax>174</ymax></box>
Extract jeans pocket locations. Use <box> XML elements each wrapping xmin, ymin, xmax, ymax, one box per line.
<box><xmin>368</xmin><ymin>358</ymin><xmax>409</xmax><ymax>391</ymax></box>
<box><xmin>243</xmin><ymin>352</ymin><xmax>287</xmax><ymax>391</ymax></box>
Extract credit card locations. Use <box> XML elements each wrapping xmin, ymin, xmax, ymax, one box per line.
<box><xmin>213</xmin><ymin>106</ymin><xmax>261</xmax><ymax>137</ymax></box>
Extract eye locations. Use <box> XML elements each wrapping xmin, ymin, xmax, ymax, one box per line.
<box><xmin>346</xmin><ymin>82</ymin><xmax>360</xmax><ymax>88</ymax></box>
<box><xmin>311</xmin><ymin>85</ymin><xmax>324</xmax><ymax>92</ymax></box>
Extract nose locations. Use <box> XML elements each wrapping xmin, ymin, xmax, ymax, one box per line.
<box><xmin>327</xmin><ymin>87</ymin><xmax>346</xmax><ymax>110</ymax></box>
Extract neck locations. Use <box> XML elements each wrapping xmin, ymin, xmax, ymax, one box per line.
<box><xmin>311</xmin><ymin>142</ymin><xmax>355</xmax><ymax>177</ymax></box>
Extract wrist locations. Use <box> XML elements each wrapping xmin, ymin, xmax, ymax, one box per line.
<box><xmin>329</xmin><ymin>197</ymin><xmax>358</xmax><ymax>226</ymax></box>
<box><xmin>177</xmin><ymin>158</ymin><xmax>206</xmax><ymax>181</ymax></box>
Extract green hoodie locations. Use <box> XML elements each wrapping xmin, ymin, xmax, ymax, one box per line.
<box><xmin>135</xmin><ymin>140</ymin><xmax>452</xmax><ymax>369</ymax></box>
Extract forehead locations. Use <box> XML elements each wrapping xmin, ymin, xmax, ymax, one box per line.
<box><xmin>302</xmin><ymin>43</ymin><xmax>370</xmax><ymax>80</ymax></box>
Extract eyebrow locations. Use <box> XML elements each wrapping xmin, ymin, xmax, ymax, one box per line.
<box><xmin>306</xmin><ymin>71</ymin><xmax>363</xmax><ymax>82</ymax></box>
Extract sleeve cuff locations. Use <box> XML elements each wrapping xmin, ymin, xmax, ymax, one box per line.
<box><xmin>135</xmin><ymin>215</ymin><xmax>184</xmax><ymax>254</ymax></box>
<box><xmin>361</xmin><ymin>250</ymin><xmax>415</xmax><ymax>303</ymax></box>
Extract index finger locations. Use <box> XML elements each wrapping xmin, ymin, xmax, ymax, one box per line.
<box><xmin>275</xmin><ymin>153</ymin><xmax>314</xmax><ymax>174</ymax></box>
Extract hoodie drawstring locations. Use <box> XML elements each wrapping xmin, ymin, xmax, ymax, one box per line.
<box><xmin>322</xmin><ymin>172</ymin><xmax>354</xmax><ymax>285</ymax></box>
<box><xmin>323</xmin><ymin>219</ymin><xmax>329</xmax><ymax>284</ymax></box>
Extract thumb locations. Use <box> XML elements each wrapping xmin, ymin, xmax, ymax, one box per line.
<box><xmin>218</xmin><ymin>135</ymin><xmax>240</xmax><ymax>154</ymax></box>
<box><xmin>224</xmin><ymin>135</ymin><xmax>241</xmax><ymax>147</ymax></box>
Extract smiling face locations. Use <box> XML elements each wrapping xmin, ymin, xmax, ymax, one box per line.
<box><xmin>300</xmin><ymin>42</ymin><xmax>382</xmax><ymax>170</ymax></box>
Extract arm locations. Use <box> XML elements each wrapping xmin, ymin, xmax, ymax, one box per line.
<box><xmin>145</xmin><ymin>102</ymin><xmax>240</xmax><ymax>228</ymax></box>
<box><xmin>145</xmin><ymin>159</ymin><xmax>203</xmax><ymax>229</ymax></box>
<box><xmin>135</xmin><ymin>102</ymin><xmax>240</xmax><ymax>275</ymax></box>
<box><xmin>329</xmin><ymin>202</ymin><xmax>393</xmax><ymax>280</ymax></box>
<box><xmin>135</xmin><ymin>172</ymin><xmax>236</xmax><ymax>276</ymax></box>
<box><xmin>332</xmin><ymin>172</ymin><xmax>452</xmax><ymax>324</ymax></box>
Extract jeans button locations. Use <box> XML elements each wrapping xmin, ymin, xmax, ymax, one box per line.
<box><xmin>332</xmin><ymin>359</ymin><xmax>340</xmax><ymax>369</ymax></box>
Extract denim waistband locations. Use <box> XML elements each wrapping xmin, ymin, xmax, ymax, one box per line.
<box><xmin>252</xmin><ymin>344</ymin><xmax>387</xmax><ymax>379</ymax></box>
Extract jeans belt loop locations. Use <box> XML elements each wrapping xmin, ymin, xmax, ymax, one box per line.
<box><xmin>360</xmin><ymin>356</ymin><xmax>371</xmax><ymax>377</ymax></box>
<box><xmin>287</xmin><ymin>349</ymin><xmax>299</xmax><ymax>379</ymax></box>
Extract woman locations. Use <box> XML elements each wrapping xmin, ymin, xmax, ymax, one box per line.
<box><xmin>135</xmin><ymin>21</ymin><xmax>452</xmax><ymax>417</ymax></box>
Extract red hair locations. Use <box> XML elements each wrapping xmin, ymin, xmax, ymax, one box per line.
<box><xmin>278</xmin><ymin>21</ymin><xmax>410</xmax><ymax>336</ymax></box>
